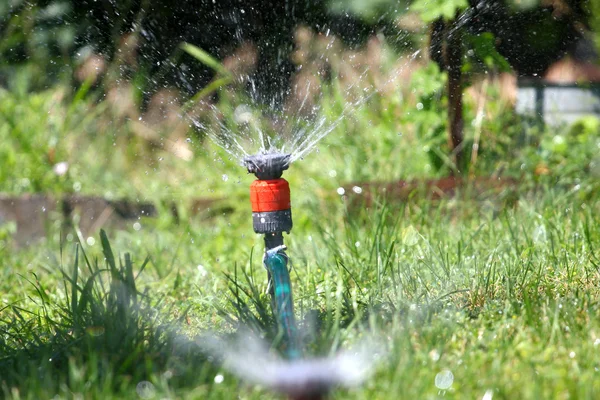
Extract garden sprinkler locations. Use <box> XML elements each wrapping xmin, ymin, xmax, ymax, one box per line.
<box><xmin>243</xmin><ymin>152</ymin><xmax>301</xmax><ymax>359</ymax></box>
<box><xmin>233</xmin><ymin>153</ymin><xmax>381</xmax><ymax>399</ymax></box>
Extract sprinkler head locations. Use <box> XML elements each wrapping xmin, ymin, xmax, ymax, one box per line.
<box><xmin>244</xmin><ymin>153</ymin><xmax>291</xmax><ymax>180</ymax></box>
<box><xmin>245</xmin><ymin>153</ymin><xmax>293</xmax><ymax>237</ymax></box>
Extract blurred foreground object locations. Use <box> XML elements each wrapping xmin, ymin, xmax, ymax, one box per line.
<box><xmin>199</xmin><ymin>332</ymin><xmax>381</xmax><ymax>400</ymax></box>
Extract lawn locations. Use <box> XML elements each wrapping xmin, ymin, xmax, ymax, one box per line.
<box><xmin>2</xmin><ymin>22</ymin><xmax>600</xmax><ymax>400</ymax></box>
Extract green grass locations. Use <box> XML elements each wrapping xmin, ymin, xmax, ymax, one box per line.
<box><xmin>3</xmin><ymin>48</ymin><xmax>600</xmax><ymax>398</ymax></box>
<box><xmin>2</xmin><ymin>178</ymin><xmax>600</xmax><ymax>398</ymax></box>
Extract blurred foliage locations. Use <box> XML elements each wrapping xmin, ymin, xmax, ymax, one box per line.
<box><xmin>588</xmin><ymin>0</ymin><xmax>600</xmax><ymax>57</ymax></box>
<box><xmin>404</xmin><ymin>63</ymin><xmax>448</xmax><ymax>171</ymax></box>
<box><xmin>0</xmin><ymin>0</ymin><xmax>77</xmax><ymax>91</ymax></box>
<box><xmin>0</xmin><ymin>0</ymin><xmax>595</xmax><ymax>104</ymax></box>
<box><xmin>0</xmin><ymin>0</ymin><xmax>598</xmax><ymax>193</ymax></box>
<box><xmin>328</xmin><ymin>0</ymin><xmax>410</xmax><ymax>22</ymax></box>
<box><xmin>334</xmin><ymin>0</ymin><xmax>593</xmax><ymax>75</ymax></box>
<box><xmin>524</xmin><ymin>116</ymin><xmax>600</xmax><ymax>185</ymax></box>
<box><xmin>410</xmin><ymin>0</ymin><xmax>467</xmax><ymax>22</ymax></box>
<box><xmin>0</xmin><ymin>0</ymin><xmax>395</xmax><ymax>101</ymax></box>
<box><xmin>463</xmin><ymin>32</ymin><xmax>511</xmax><ymax>73</ymax></box>
<box><xmin>0</xmin><ymin>86</ymin><xmax>92</xmax><ymax>193</ymax></box>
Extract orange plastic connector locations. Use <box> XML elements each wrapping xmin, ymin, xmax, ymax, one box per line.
<box><xmin>250</xmin><ymin>179</ymin><xmax>291</xmax><ymax>213</ymax></box>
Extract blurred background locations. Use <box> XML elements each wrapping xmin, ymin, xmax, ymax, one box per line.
<box><xmin>0</xmin><ymin>0</ymin><xmax>599</xmax><ymax>243</ymax></box>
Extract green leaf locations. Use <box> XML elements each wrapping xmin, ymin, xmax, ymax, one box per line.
<box><xmin>180</xmin><ymin>42</ymin><xmax>231</xmax><ymax>77</ymax></box>
<box><xmin>328</xmin><ymin>0</ymin><xmax>407</xmax><ymax>22</ymax></box>
<box><xmin>411</xmin><ymin>0</ymin><xmax>468</xmax><ymax>22</ymax></box>
<box><xmin>466</xmin><ymin>32</ymin><xmax>511</xmax><ymax>72</ymax></box>
<box><xmin>410</xmin><ymin>62</ymin><xmax>445</xmax><ymax>97</ymax></box>
<box><xmin>100</xmin><ymin>229</ymin><xmax>117</xmax><ymax>278</ymax></box>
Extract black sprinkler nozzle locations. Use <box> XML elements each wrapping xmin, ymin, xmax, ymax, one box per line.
<box><xmin>243</xmin><ymin>153</ymin><xmax>291</xmax><ymax>180</ymax></box>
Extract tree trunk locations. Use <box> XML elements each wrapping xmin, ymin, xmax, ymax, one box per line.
<box><xmin>446</xmin><ymin>21</ymin><xmax>464</xmax><ymax>174</ymax></box>
<box><xmin>429</xmin><ymin>17</ymin><xmax>465</xmax><ymax>174</ymax></box>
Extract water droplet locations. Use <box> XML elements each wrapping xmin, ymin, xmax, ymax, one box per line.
<box><xmin>429</xmin><ymin>349</ymin><xmax>440</xmax><ymax>361</ymax></box>
<box><xmin>569</xmin><ymin>351</ymin><xmax>576</xmax><ymax>359</ymax></box>
<box><xmin>354</xmin><ymin>241</ymin><xmax>360</xmax><ymax>247</ymax></box>
<box><xmin>482</xmin><ymin>389</ymin><xmax>494</xmax><ymax>400</ymax></box>
<box><xmin>435</xmin><ymin>369</ymin><xmax>453</xmax><ymax>389</ymax></box>
<box><xmin>133</xmin><ymin>222</ymin><xmax>142</xmax><ymax>231</ymax></box>
<box><xmin>136</xmin><ymin>381</ymin><xmax>156</xmax><ymax>399</ymax></box>
<box><xmin>222</xmin><ymin>174</ymin><xmax>229</xmax><ymax>182</ymax></box>
<box><xmin>233</xmin><ymin>105</ymin><xmax>252</xmax><ymax>124</ymax></box>
<box><xmin>416</xmin><ymin>102</ymin><xmax>424</xmax><ymax>111</ymax></box>
<box><xmin>337</xmin><ymin>187</ymin><xmax>345</xmax><ymax>195</ymax></box>
<box><xmin>352</xmin><ymin>186</ymin><xmax>363</xmax><ymax>194</ymax></box>
<box><xmin>53</xmin><ymin>161</ymin><xmax>69</xmax><ymax>176</ymax></box>
<box><xmin>214</xmin><ymin>374</ymin><xmax>224</xmax><ymax>384</ymax></box>
<box><xmin>86</xmin><ymin>237</ymin><xmax>95</xmax><ymax>246</ymax></box>
<box><xmin>533</xmin><ymin>224</ymin><xmax>546</xmax><ymax>244</ymax></box>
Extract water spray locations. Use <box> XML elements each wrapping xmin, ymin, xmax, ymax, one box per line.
<box><xmin>243</xmin><ymin>152</ymin><xmax>301</xmax><ymax>359</ymax></box>
<box><xmin>199</xmin><ymin>330</ymin><xmax>379</xmax><ymax>400</ymax></box>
